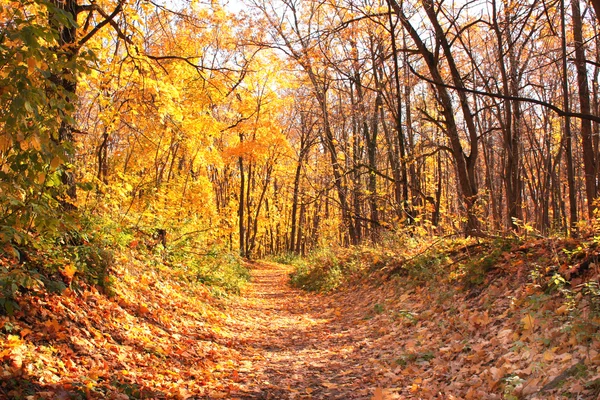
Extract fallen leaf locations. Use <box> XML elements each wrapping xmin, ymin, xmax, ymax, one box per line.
<box><xmin>372</xmin><ymin>387</ymin><xmax>383</xmax><ymax>400</ymax></box>
<box><xmin>521</xmin><ymin>314</ymin><xmax>535</xmax><ymax>331</ymax></box>
<box><xmin>322</xmin><ymin>381</ymin><xmax>338</xmax><ymax>389</ymax></box>
<box><xmin>61</xmin><ymin>264</ymin><xmax>77</xmax><ymax>280</ymax></box>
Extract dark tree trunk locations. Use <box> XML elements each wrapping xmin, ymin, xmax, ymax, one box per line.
<box><xmin>388</xmin><ymin>0</ymin><xmax>480</xmax><ymax>235</ymax></box>
<box><xmin>51</xmin><ymin>0</ymin><xmax>79</xmax><ymax>200</ymax></box>
<box><xmin>238</xmin><ymin>154</ymin><xmax>246</xmax><ymax>257</ymax></box>
<box><xmin>572</xmin><ymin>0</ymin><xmax>597</xmax><ymax>217</ymax></box>
<box><xmin>561</xmin><ymin>0</ymin><xmax>578</xmax><ymax>236</ymax></box>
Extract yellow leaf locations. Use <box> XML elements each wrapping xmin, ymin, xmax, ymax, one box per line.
<box><xmin>50</xmin><ymin>156</ymin><xmax>61</xmax><ymax>170</ymax></box>
<box><xmin>61</xmin><ymin>264</ymin><xmax>76</xmax><ymax>280</ymax></box>
<box><xmin>521</xmin><ymin>314</ymin><xmax>535</xmax><ymax>330</ymax></box>
<box><xmin>30</xmin><ymin>135</ymin><xmax>41</xmax><ymax>151</ymax></box>
<box><xmin>543</xmin><ymin>350</ymin><xmax>555</xmax><ymax>361</ymax></box>
<box><xmin>0</xmin><ymin>134</ymin><xmax>10</xmax><ymax>151</ymax></box>
<box><xmin>27</xmin><ymin>57</ymin><xmax>36</xmax><ymax>75</ymax></box>
<box><xmin>6</xmin><ymin>334</ymin><xmax>23</xmax><ymax>346</ymax></box>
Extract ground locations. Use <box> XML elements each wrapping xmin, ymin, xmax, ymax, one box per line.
<box><xmin>1</xmin><ymin>242</ymin><xmax>600</xmax><ymax>399</ymax></box>
<box><xmin>2</xmin><ymin>259</ymin><xmax>393</xmax><ymax>399</ymax></box>
<box><xmin>220</xmin><ymin>261</ymin><xmax>384</xmax><ymax>399</ymax></box>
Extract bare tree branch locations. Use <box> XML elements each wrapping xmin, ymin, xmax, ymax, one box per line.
<box><xmin>407</xmin><ymin>63</ymin><xmax>600</xmax><ymax>124</ymax></box>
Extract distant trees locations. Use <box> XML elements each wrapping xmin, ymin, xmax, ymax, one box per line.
<box><xmin>249</xmin><ymin>0</ymin><xmax>600</xmax><ymax>243</ymax></box>
<box><xmin>2</xmin><ymin>0</ymin><xmax>600</xmax><ymax>261</ymax></box>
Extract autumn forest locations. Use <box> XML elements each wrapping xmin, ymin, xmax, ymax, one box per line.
<box><xmin>1</xmin><ymin>0</ymin><xmax>600</xmax><ymax>398</ymax></box>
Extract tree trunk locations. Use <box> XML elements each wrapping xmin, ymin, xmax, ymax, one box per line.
<box><xmin>491</xmin><ymin>0</ymin><xmax>523</xmax><ymax>230</ymax></box>
<box><xmin>572</xmin><ymin>0</ymin><xmax>597</xmax><ymax>217</ymax></box>
<box><xmin>386</xmin><ymin>5</ymin><xmax>411</xmax><ymax>222</ymax></box>
<box><xmin>561</xmin><ymin>0</ymin><xmax>578</xmax><ymax>236</ymax></box>
<box><xmin>238</xmin><ymin>154</ymin><xmax>246</xmax><ymax>257</ymax></box>
<box><xmin>289</xmin><ymin>161</ymin><xmax>302</xmax><ymax>253</ymax></box>
<box><xmin>388</xmin><ymin>0</ymin><xmax>480</xmax><ymax>235</ymax></box>
<box><xmin>589</xmin><ymin>0</ymin><xmax>600</xmax><ymax>24</ymax></box>
<box><xmin>51</xmin><ymin>0</ymin><xmax>79</xmax><ymax>200</ymax></box>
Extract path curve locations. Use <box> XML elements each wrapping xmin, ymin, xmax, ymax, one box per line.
<box><xmin>218</xmin><ymin>261</ymin><xmax>388</xmax><ymax>399</ymax></box>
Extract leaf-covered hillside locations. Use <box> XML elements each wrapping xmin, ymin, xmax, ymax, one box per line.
<box><xmin>2</xmin><ymin>0</ymin><xmax>600</xmax><ymax>399</ymax></box>
<box><xmin>2</xmin><ymin>237</ymin><xmax>599</xmax><ymax>399</ymax></box>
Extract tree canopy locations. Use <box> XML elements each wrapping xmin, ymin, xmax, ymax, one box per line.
<box><xmin>2</xmin><ymin>0</ymin><xmax>600</xmax><ymax>261</ymax></box>
<box><xmin>1</xmin><ymin>0</ymin><xmax>600</xmax><ymax>397</ymax></box>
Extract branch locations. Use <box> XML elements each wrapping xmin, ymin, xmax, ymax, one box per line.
<box><xmin>78</xmin><ymin>3</ymin><xmax>123</xmax><ymax>48</ymax></box>
<box><xmin>172</xmin><ymin>228</ymin><xmax>214</xmax><ymax>243</ymax></box>
<box><xmin>350</xmin><ymin>214</ymin><xmax>393</xmax><ymax>230</ymax></box>
<box><xmin>145</xmin><ymin>54</ymin><xmax>242</xmax><ymax>73</ymax></box>
<box><xmin>90</xmin><ymin>2</ymin><xmax>134</xmax><ymax>46</ymax></box>
<box><xmin>584</xmin><ymin>58</ymin><xmax>600</xmax><ymax>68</ymax></box>
<box><xmin>353</xmin><ymin>163</ymin><xmax>396</xmax><ymax>182</ymax></box>
<box><xmin>408</xmin><ymin>63</ymin><xmax>600</xmax><ymax>124</ymax></box>
<box><xmin>219</xmin><ymin>111</ymin><xmax>258</xmax><ymax>133</ymax></box>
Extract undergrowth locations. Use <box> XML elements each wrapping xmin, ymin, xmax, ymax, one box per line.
<box><xmin>0</xmin><ymin>211</ymin><xmax>250</xmax><ymax>314</ymax></box>
<box><xmin>0</xmin><ymin>213</ymin><xmax>117</xmax><ymax>314</ymax></box>
<box><xmin>288</xmin><ymin>247</ymin><xmax>344</xmax><ymax>292</ymax></box>
<box><xmin>167</xmin><ymin>245</ymin><xmax>250</xmax><ymax>296</ymax></box>
<box><xmin>287</xmin><ymin>237</ymin><xmax>518</xmax><ymax>293</ymax></box>
<box><xmin>287</xmin><ymin>234</ymin><xmax>600</xmax><ymax>345</ymax></box>
<box><xmin>287</xmin><ymin>245</ymin><xmax>395</xmax><ymax>292</ymax></box>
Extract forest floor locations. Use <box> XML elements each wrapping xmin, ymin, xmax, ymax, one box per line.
<box><xmin>216</xmin><ymin>261</ymin><xmax>388</xmax><ymax>399</ymax></box>
<box><xmin>1</xmin><ymin>239</ymin><xmax>600</xmax><ymax>399</ymax></box>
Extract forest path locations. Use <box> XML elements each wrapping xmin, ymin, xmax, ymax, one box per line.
<box><xmin>5</xmin><ymin>245</ymin><xmax>594</xmax><ymax>399</ymax></box>
<box><xmin>218</xmin><ymin>261</ymin><xmax>392</xmax><ymax>399</ymax></box>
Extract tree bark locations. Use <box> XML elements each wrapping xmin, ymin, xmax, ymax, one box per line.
<box><xmin>561</xmin><ymin>0</ymin><xmax>578</xmax><ymax>236</ymax></box>
<box><xmin>51</xmin><ymin>0</ymin><xmax>79</xmax><ymax>200</ymax></box>
<box><xmin>388</xmin><ymin>0</ymin><xmax>480</xmax><ymax>235</ymax></box>
<box><xmin>238</xmin><ymin>152</ymin><xmax>246</xmax><ymax>257</ymax></box>
<box><xmin>572</xmin><ymin>0</ymin><xmax>597</xmax><ymax>217</ymax></box>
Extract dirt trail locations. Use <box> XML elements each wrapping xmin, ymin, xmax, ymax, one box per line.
<box><xmin>219</xmin><ymin>261</ymin><xmax>387</xmax><ymax>399</ymax></box>
<box><xmin>5</xmin><ymin>243</ymin><xmax>596</xmax><ymax>399</ymax></box>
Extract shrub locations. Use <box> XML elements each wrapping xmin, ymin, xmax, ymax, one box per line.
<box><xmin>271</xmin><ymin>252</ymin><xmax>303</xmax><ymax>265</ymax></box>
<box><xmin>289</xmin><ymin>247</ymin><xmax>360</xmax><ymax>292</ymax></box>
<box><xmin>168</xmin><ymin>245</ymin><xmax>250</xmax><ymax>295</ymax></box>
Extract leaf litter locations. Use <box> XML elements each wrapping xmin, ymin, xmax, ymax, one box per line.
<box><xmin>1</xmin><ymin>238</ymin><xmax>599</xmax><ymax>399</ymax></box>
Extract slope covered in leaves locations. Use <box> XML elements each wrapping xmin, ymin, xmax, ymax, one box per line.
<box><xmin>0</xmin><ymin>247</ymin><xmax>251</xmax><ymax>399</ymax></box>
<box><xmin>1</xmin><ymin>238</ymin><xmax>600</xmax><ymax>399</ymax></box>
<box><xmin>318</xmin><ymin>238</ymin><xmax>600</xmax><ymax>399</ymax></box>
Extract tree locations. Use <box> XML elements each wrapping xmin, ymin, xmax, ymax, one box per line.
<box><xmin>253</xmin><ymin>0</ymin><xmax>359</xmax><ymax>244</ymax></box>
<box><xmin>572</xmin><ymin>0</ymin><xmax>597</xmax><ymax>218</ymax></box>
<box><xmin>0</xmin><ymin>0</ymin><xmax>79</xmax><ymax>251</ymax></box>
<box><xmin>387</xmin><ymin>0</ymin><xmax>480</xmax><ymax>235</ymax></box>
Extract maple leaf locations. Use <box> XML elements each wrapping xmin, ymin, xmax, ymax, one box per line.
<box><xmin>61</xmin><ymin>264</ymin><xmax>77</xmax><ymax>281</ymax></box>
<box><xmin>521</xmin><ymin>314</ymin><xmax>535</xmax><ymax>331</ymax></box>
<box><xmin>372</xmin><ymin>387</ymin><xmax>384</xmax><ymax>400</ymax></box>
